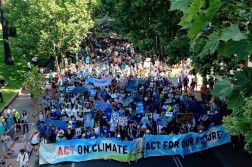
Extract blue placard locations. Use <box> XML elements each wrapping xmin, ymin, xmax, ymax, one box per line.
<box><xmin>94</xmin><ymin>100</ymin><xmax>112</xmax><ymax>111</ymax></box>
<box><xmin>93</xmin><ymin>77</ymin><xmax>111</xmax><ymax>87</ymax></box>
<box><xmin>126</xmin><ymin>80</ymin><xmax>137</xmax><ymax>92</ymax></box>
<box><xmin>87</xmin><ymin>77</ymin><xmax>93</xmax><ymax>83</ymax></box>
<box><xmin>45</xmin><ymin>119</ymin><xmax>67</xmax><ymax>130</ymax></box>
<box><xmin>83</xmin><ymin>112</ymin><xmax>93</xmax><ymax>128</ymax></box>
<box><xmin>122</xmin><ymin>95</ymin><xmax>134</xmax><ymax>106</ymax></box>
<box><xmin>136</xmin><ymin>101</ymin><xmax>144</xmax><ymax>114</ymax></box>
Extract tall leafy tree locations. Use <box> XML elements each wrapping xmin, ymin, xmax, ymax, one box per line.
<box><xmin>0</xmin><ymin>0</ymin><xmax>12</xmax><ymax>64</ymax></box>
<box><xmin>103</xmin><ymin>0</ymin><xmax>182</xmax><ymax>54</ymax></box>
<box><xmin>170</xmin><ymin>0</ymin><xmax>252</xmax><ymax>153</ymax></box>
<box><xmin>3</xmin><ymin>0</ymin><xmax>97</xmax><ymax>59</ymax></box>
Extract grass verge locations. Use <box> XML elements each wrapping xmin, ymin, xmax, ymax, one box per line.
<box><xmin>0</xmin><ymin>25</ymin><xmax>27</xmax><ymax>109</ymax></box>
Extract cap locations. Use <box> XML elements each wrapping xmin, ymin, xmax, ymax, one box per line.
<box><xmin>68</xmin><ymin>126</ymin><xmax>72</xmax><ymax>129</ymax></box>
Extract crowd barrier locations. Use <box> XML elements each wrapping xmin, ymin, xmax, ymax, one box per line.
<box><xmin>39</xmin><ymin>125</ymin><xmax>231</xmax><ymax>165</ymax></box>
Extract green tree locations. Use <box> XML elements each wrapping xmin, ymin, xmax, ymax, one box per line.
<box><xmin>170</xmin><ymin>0</ymin><xmax>252</xmax><ymax>63</ymax></box>
<box><xmin>101</xmin><ymin>0</ymin><xmax>182</xmax><ymax>54</ymax></box>
<box><xmin>223</xmin><ymin>97</ymin><xmax>252</xmax><ymax>153</ymax></box>
<box><xmin>3</xmin><ymin>0</ymin><xmax>97</xmax><ymax>60</ymax></box>
<box><xmin>170</xmin><ymin>0</ymin><xmax>252</xmax><ymax>153</ymax></box>
<box><xmin>0</xmin><ymin>0</ymin><xmax>12</xmax><ymax>64</ymax></box>
<box><xmin>23</xmin><ymin>65</ymin><xmax>44</xmax><ymax>116</ymax></box>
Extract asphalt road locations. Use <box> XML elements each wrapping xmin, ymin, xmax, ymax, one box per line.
<box><xmin>38</xmin><ymin>143</ymin><xmax>252</xmax><ymax>167</ymax></box>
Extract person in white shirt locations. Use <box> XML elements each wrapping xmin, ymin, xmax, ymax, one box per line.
<box><xmin>17</xmin><ymin>149</ymin><xmax>28</xmax><ymax>167</ymax></box>
<box><xmin>30</xmin><ymin>129</ymin><xmax>39</xmax><ymax>156</ymax></box>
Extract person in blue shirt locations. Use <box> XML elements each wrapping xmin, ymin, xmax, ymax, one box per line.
<box><xmin>85</xmin><ymin>55</ymin><xmax>90</xmax><ymax>64</ymax></box>
<box><xmin>37</xmin><ymin>121</ymin><xmax>47</xmax><ymax>138</ymax></box>
<box><xmin>89</xmin><ymin>129</ymin><xmax>97</xmax><ymax>139</ymax></box>
<box><xmin>56</xmin><ymin>131</ymin><xmax>66</xmax><ymax>142</ymax></box>
<box><xmin>49</xmin><ymin>110</ymin><xmax>58</xmax><ymax>120</ymax></box>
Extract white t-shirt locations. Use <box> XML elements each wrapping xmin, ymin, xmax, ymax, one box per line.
<box><xmin>17</xmin><ymin>152</ymin><xmax>29</xmax><ymax>167</ymax></box>
<box><xmin>31</xmin><ymin>133</ymin><xmax>39</xmax><ymax>144</ymax></box>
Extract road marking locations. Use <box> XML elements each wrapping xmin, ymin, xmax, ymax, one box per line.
<box><xmin>71</xmin><ymin>162</ymin><xmax>75</xmax><ymax>167</ymax></box>
<box><xmin>176</xmin><ymin>156</ymin><xmax>183</xmax><ymax>167</ymax></box>
<box><xmin>15</xmin><ymin>97</ymin><xmax>31</xmax><ymax>99</ymax></box>
<box><xmin>172</xmin><ymin>156</ymin><xmax>180</xmax><ymax>167</ymax></box>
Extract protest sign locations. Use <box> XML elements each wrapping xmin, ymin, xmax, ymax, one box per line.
<box><xmin>66</xmin><ymin>86</ymin><xmax>75</xmax><ymax>93</ymax></box>
<box><xmin>45</xmin><ymin>119</ymin><xmax>67</xmax><ymax>130</ymax></box>
<box><xmin>83</xmin><ymin>112</ymin><xmax>93</xmax><ymax>128</ymax></box>
<box><xmin>94</xmin><ymin>100</ymin><xmax>112</xmax><ymax>111</ymax></box>
<box><xmin>159</xmin><ymin>116</ymin><xmax>167</xmax><ymax>125</ymax></box>
<box><xmin>125</xmin><ymin>80</ymin><xmax>137</xmax><ymax>92</ymax></box>
<box><xmin>118</xmin><ymin>116</ymin><xmax>128</xmax><ymax>126</ymax></box>
<box><xmin>154</xmin><ymin>61</ymin><xmax>160</xmax><ymax>66</ymax></box>
<box><xmin>110</xmin><ymin>112</ymin><xmax>119</xmax><ymax>123</ymax></box>
<box><xmin>136</xmin><ymin>101</ymin><xmax>144</xmax><ymax>114</ymax></box>
<box><xmin>71</xmin><ymin>87</ymin><xmax>87</xmax><ymax>94</ymax></box>
<box><xmin>122</xmin><ymin>95</ymin><xmax>134</xmax><ymax>106</ymax></box>
<box><xmin>176</xmin><ymin>113</ymin><xmax>193</xmax><ymax>123</ymax></box>
<box><xmin>87</xmin><ymin>77</ymin><xmax>93</xmax><ymax>83</ymax></box>
<box><xmin>104</xmin><ymin>108</ymin><xmax>112</xmax><ymax>121</ymax></box>
<box><xmin>93</xmin><ymin>77</ymin><xmax>111</xmax><ymax>87</ymax></box>
<box><xmin>165</xmin><ymin>111</ymin><xmax>173</xmax><ymax>118</ymax></box>
<box><xmin>144</xmin><ymin>125</ymin><xmax>231</xmax><ymax>157</ymax></box>
<box><xmin>39</xmin><ymin>126</ymin><xmax>230</xmax><ymax>165</ymax></box>
<box><xmin>39</xmin><ymin>138</ymin><xmax>143</xmax><ymax>165</ymax></box>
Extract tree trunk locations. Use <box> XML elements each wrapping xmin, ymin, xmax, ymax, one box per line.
<box><xmin>0</xmin><ymin>0</ymin><xmax>13</xmax><ymax>65</ymax></box>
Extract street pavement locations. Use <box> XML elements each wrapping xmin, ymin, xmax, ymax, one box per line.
<box><xmin>1</xmin><ymin>89</ymin><xmax>252</xmax><ymax>167</ymax></box>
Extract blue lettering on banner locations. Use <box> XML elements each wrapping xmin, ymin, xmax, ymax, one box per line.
<box><xmin>39</xmin><ymin>126</ymin><xmax>230</xmax><ymax>165</ymax></box>
<box><xmin>144</xmin><ymin>125</ymin><xmax>231</xmax><ymax>157</ymax></box>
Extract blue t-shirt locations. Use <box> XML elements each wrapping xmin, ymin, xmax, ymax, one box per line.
<box><xmin>86</xmin><ymin>56</ymin><xmax>90</xmax><ymax>63</ymax></box>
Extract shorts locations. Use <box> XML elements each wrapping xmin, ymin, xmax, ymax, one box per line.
<box><xmin>31</xmin><ymin>143</ymin><xmax>38</xmax><ymax>146</ymax></box>
<box><xmin>1</xmin><ymin>143</ymin><xmax>9</xmax><ymax>150</ymax></box>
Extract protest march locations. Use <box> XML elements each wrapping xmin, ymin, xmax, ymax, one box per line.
<box><xmin>20</xmin><ymin>35</ymin><xmax>231</xmax><ymax>164</ymax></box>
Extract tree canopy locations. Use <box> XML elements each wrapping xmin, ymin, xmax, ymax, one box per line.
<box><xmin>3</xmin><ymin>0</ymin><xmax>97</xmax><ymax>58</ymax></box>
<box><xmin>170</xmin><ymin>0</ymin><xmax>252</xmax><ymax>153</ymax></box>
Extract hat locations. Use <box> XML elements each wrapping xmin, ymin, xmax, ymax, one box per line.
<box><xmin>12</xmin><ymin>109</ymin><xmax>16</xmax><ymax>113</ymax></box>
<box><xmin>40</xmin><ymin>120</ymin><xmax>45</xmax><ymax>124</ymax></box>
<box><xmin>68</xmin><ymin>126</ymin><xmax>72</xmax><ymax>129</ymax></box>
<box><xmin>146</xmin><ymin>129</ymin><xmax>151</xmax><ymax>133</ymax></box>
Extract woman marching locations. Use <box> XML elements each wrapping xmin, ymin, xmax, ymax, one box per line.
<box><xmin>1</xmin><ymin>132</ymin><xmax>10</xmax><ymax>160</ymax></box>
<box><xmin>22</xmin><ymin>110</ymin><xmax>29</xmax><ymax>135</ymax></box>
<box><xmin>30</xmin><ymin>129</ymin><xmax>40</xmax><ymax>156</ymax></box>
